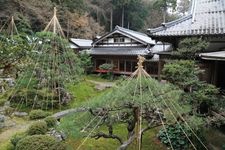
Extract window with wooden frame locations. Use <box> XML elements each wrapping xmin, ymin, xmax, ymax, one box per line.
<box><xmin>114</xmin><ymin>37</ymin><xmax>125</xmax><ymax>43</ymax></box>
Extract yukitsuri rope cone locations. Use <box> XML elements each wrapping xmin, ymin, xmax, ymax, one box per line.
<box><xmin>44</xmin><ymin>7</ymin><xmax>65</xmax><ymax>37</ymax></box>
<box><xmin>0</xmin><ymin>16</ymin><xmax>18</xmax><ymax>36</ymax></box>
<box><xmin>130</xmin><ymin>55</ymin><xmax>150</xmax><ymax>78</ymax></box>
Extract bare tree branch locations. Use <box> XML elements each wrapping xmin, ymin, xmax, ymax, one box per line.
<box><xmin>118</xmin><ymin>131</ymin><xmax>135</xmax><ymax>150</ymax></box>
<box><xmin>91</xmin><ymin>132</ymin><xmax>123</xmax><ymax>144</ymax></box>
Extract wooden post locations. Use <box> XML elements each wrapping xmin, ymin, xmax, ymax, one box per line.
<box><xmin>158</xmin><ymin>60</ymin><xmax>162</xmax><ymax>81</ymax></box>
<box><xmin>134</xmin><ymin>106</ymin><xmax>141</xmax><ymax>150</ymax></box>
<box><xmin>11</xmin><ymin>16</ymin><xmax>14</xmax><ymax>36</ymax></box>
<box><xmin>213</xmin><ymin>61</ymin><xmax>218</xmax><ymax>85</ymax></box>
<box><xmin>44</xmin><ymin>7</ymin><xmax>65</xmax><ymax>37</ymax></box>
<box><xmin>53</xmin><ymin>7</ymin><xmax>57</xmax><ymax>34</ymax></box>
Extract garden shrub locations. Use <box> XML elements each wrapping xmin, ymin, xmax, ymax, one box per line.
<box><xmin>158</xmin><ymin>124</ymin><xmax>191</xmax><ymax>150</ymax></box>
<box><xmin>4</xmin><ymin>106</ymin><xmax>14</xmax><ymax>116</ymax></box>
<box><xmin>0</xmin><ymin>98</ymin><xmax>6</xmax><ymax>106</ymax></box>
<box><xmin>99</xmin><ymin>63</ymin><xmax>114</xmax><ymax>80</ymax></box>
<box><xmin>10</xmin><ymin>132</ymin><xmax>27</xmax><ymax>147</ymax></box>
<box><xmin>27</xmin><ymin>120</ymin><xmax>48</xmax><ymax>135</ymax></box>
<box><xmin>29</xmin><ymin>109</ymin><xmax>50</xmax><ymax>120</ymax></box>
<box><xmin>172</xmin><ymin>38</ymin><xmax>209</xmax><ymax>60</ymax></box>
<box><xmin>99</xmin><ymin>63</ymin><xmax>113</xmax><ymax>71</ymax></box>
<box><xmin>16</xmin><ymin>135</ymin><xmax>66</xmax><ymax>150</ymax></box>
<box><xmin>11</xmin><ymin>89</ymin><xmax>60</xmax><ymax>109</ymax></box>
<box><xmin>0</xmin><ymin>93</ymin><xmax>8</xmax><ymax>106</ymax></box>
<box><xmin>44</xmin><ymin>116</ymin><xmax>57</xmax><ymax>128</ymax></box>
<box><xmin>162</xmin><ymin>60</ymin><xmax>202</xmax><ymax>89</ymax></box>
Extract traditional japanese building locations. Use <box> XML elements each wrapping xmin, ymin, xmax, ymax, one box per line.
<box><xmin>90</xmin><ymin>26</ymin><xmax>171</xmax><ymax>77</ymax></box>
<box><xmin>70</xmin><ymin>38</ymin><xmax>92</xmax><ymax>52</ymax></box>
<box><xmin>147</xmin><ymin>0</ymin><xmax>225</xmax><ymax>89</ymax></box>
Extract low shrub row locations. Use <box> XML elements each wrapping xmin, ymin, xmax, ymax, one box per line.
<box><xmin>29</xmin><ymin>109</ymin><xmax>51</xmax><ymax>120</ymax></box>
<box><xmin>16</xmin><ymin>135</ymin><xmax>66</xmax><ymax>150</ymax></box>
<box><xmin>10</xmin><ymin>116</ymin><xmax>59</xmax><ymax>149</ymax></box>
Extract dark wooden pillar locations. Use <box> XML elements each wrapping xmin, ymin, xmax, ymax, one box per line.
<box><xmin>212</xmin><ymin>61</ymin><xmax>218</xmax><ymax>85</ymax></box>
<box><xmin>158</xmin><ymin>60</ymin><xmax>162</xmax><ymax>81</ymax></box>
<box><xmin>125</xmin><ymin>60</ymin><xmax>127</xmax><ymax>72</ymax></box>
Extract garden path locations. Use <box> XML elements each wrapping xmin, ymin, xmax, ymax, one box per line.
<box><xmin>0</xmin><ymin>117</ymin><xmax>32</xmax><ymax>148</ymax></box>
<box><xmin>87</xmin><ymin>80</ymin><xmax>115</xmax><ymax>91</ymax></box>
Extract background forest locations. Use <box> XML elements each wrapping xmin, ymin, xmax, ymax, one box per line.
<box><xmin>0</xmin><ymin>0</ymin><xmax>189</xmax><ymax>38</ymax></box>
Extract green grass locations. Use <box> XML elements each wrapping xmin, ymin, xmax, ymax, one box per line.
<box><xmin>67</xmin><ymin>80</ymin><xmax>110</xmax><ymax>108</ymax></box>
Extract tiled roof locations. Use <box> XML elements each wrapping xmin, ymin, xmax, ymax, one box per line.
<box><xmin>148</xmin><ymin>0</ymin><xmax>225</xmax><ymax>36</ymax></box>
<box><xmin>93</xmin><ymin>26</ymin><xmax>155</xmax><ymax>45</ymax></box>
<box><xmin>90</xmin><ymin>47</ymin><xmax>151</xmax><ymax>56</ymax></box>
<box><xmin>70</xmin><ymin>38</ymin><xmax>92</xmax><ymax>48</ymax></box>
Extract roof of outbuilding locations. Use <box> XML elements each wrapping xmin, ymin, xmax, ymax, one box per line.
<box><xmin>70</xmin><ymin>38</ymin><xmax>92</xmax><ymax>48</ymax></box>
<box><xmin>93</xmin><ymin>26</ymin><xmax>155</xmax><ymax>45</ymax></box>
<box><xmin>148</xmin><ymin>0</ymin><xmax>225</xmax><ymax>37</ymax></box>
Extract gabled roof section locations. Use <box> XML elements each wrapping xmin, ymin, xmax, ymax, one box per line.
<box><xmin>70</xmin><ymin>38</ymin><xmax>92</xmax><ymax>49</ymax></box>
<box><xmin>148</xmin><ymin>0</ymin><xmax>225</xmax><ymax>37</ymax></box>
<box><xmin>93</xmin><ymin>26</ymin><xmax>155</xmax><ymax>45</ymax></box>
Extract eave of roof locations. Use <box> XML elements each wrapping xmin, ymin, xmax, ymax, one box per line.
<box><xmin>90</xmin><ymin>47</ymin><xmax>151</xmax><ymax>56</ymax></box>
<box><xmin>199</xmin><ymin>51</ymin><xmax>225</xmax><ymax>61</ymax></box>
<box><xmin>148</xmin><ymin>15</ymin><xmax>192</xmax><ymax>34</ymax></box>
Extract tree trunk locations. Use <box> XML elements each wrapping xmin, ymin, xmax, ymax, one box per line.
<box><xmin>121</xmin><ymin>6</ymin><xmax>124</xmax><ymax>27</ymax></box>
<box><xmin>110</xmin><ymin>8</ymin><xmax>113</xmax><ymax>31</ymax></box>
<box><xmin>163</xmin><ymin>6</ymin><xmax>167</xmax><ymax>23</ymax></box>
<box><xmin>67</xmin><ymin>16</ymin><xmax>70</xmax><ymax>38</ymax></box>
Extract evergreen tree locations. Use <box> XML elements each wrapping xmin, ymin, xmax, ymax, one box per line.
<box><xmin>10</xmin><ymin>32</ymin><xmax>83</xmax><ymax>109</ymax></box>
<box><xmin>61</xmin><ymin>77</ymin><xmax>182</xmax><ymax>149</ymax></box>
<box><xmin>173</xmin><ymin>38</ymin><xmax>209</xmax><ymax>60</ymax></box>
<box><xmin>0</xmin><ymin>34</ymin><xmax>31</xmax><ymax>76</ymax></box>
<box><xmin>153</xmin><ymin>0</ymin><xmax>177</xmax><ymax>22</ymax></box>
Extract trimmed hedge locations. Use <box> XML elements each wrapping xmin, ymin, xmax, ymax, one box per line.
<box><xmin>29</xmin><ymin>109</ymin><xmax>50</xmax><ymax>120</ymax></box>
<box><xmin>16</xmin><ymin>135</ymin><xmax>66</xmax><ymax>150</ymax></box>
<box><xmin>27</xmin><ymin>120</ymin><xmax>48</xmax><ymax>135</ymax></box>
<box><xmin>44</xmin><ymin>116</ymin><xmax>57</xmax><ymax>128</ymax></box>
<box><xmin>10</xmin><ymin>132</ymin><xmax>27</xmax><ymax>147</ymax></box>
